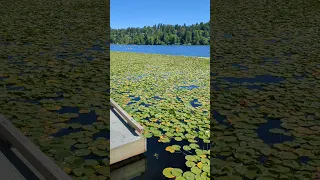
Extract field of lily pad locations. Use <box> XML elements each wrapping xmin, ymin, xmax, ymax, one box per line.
<box><xmin>1</xmin><ymin>0</ymin><xmax>110</xmax><ymax>179</ymax></box>
<box><xmin>111</xmin><ymin>52</ymin><xmax>210</xmax><ymax>179</ymax></box>
<box><xmin>211</xmin><ymin>0</ymin><xmax>320</xmax><ymax>179</ymax></box>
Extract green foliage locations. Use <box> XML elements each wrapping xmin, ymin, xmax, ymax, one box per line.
<box><xmin>111</xmin><ymin>22</ymin><xmax>210</xmax><ymax>45</ymax></box>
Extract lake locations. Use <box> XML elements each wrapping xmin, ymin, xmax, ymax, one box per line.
<box><xmin>110</xmin><ymin>44</ymin><xmax>210</xmax><ymax>57</ymax></box>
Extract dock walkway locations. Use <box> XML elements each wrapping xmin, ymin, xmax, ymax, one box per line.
<box><xmin>110</xmin><ymin>99</ymin><xmax>147</xmax><ymax>165</ymax></box>
<box><xmin>0</xmin><ymin>144</ymin><xmax>27</xmax><ymax>180</ymax></box>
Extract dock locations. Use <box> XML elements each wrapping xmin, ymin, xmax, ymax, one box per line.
<box><xmin>110</xmin><ymin>99</ymin><xmax>147</xmax><ymax>165</ymax></box>
<box><xmin>0</xmin><ymin>114</ymin><xmax>72</xmax><ymax>180</ymax></box>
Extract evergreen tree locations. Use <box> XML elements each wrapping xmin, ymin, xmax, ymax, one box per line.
<box><xmin>110</xmin><ymin>22</ymin><xmax>210</xmax><ymax>45</ymax></box>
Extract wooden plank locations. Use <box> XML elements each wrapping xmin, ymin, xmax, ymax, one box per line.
<box><xmin>0</xmin><ymin>148</ymin><xmax>26</xmax><ymax>180</ymax></box>
<box><xmin>0</xmin><ymin>114</ymin><xmax>72</xmax><ymax>180</ymax></box>
<box><xmin>110</xmin><ymin>98</ymin><xmax>144</xmax><ymax>134</ymax></box>
<box><xmin>11</xmin><ymin>147</ymin><xmax>46</xmax><ymax>180</ymax></box>
<box><xmin>110</xmin><ymin>136</ymin><xmax>146</xmax><ymax>165</ymax></box>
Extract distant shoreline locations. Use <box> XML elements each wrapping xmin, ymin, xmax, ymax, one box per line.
<box><xmin>111</xmin><ymin>44</ymin><xmax>209</xmax><ymax>46</ymax></box>
<box><xmin>111</xmin><ymin>51</ymin><xmax>209</xmax><ymax>59</ymax></box>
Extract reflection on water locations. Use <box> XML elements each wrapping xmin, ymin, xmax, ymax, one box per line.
<box><xmin>130</xmin><ymin>137</ymin><xmax>209</xmax><ymax>180</ymax></box>
<box><xmin>111</xmin><ymin>155</ymin><xmax>146</xmax><ymax>180</ymax></box>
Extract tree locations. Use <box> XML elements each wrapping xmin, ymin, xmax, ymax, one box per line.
<box><xmin>111</xmin><ymin>22</ymin><xmax>210</xmax><ymax>45</ymax></box>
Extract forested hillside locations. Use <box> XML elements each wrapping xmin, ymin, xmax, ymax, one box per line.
<box><xmin>111</xmin><ymin>22</ymin><xmax>210</xmax><ymax>45</ymax></box>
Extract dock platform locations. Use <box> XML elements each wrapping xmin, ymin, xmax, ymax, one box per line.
<box><xmin>0</xmin><ymin>114</ymin><xmax>72</xmax><ymax>180</ymax></box>
<box><xmin>110</xmin><ymin>99</ymin><xmax>147</xmax><ymax>165</ymax></box>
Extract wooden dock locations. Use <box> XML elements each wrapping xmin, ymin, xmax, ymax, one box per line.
<box><xmin>110</xmin><ymin>99</ymin><xmax>147</xmax><ymax>165</ymax></box>
<box><xmin>0</xmin><ymin>114</ymin><xmax>72</xmax><ymax>180</ymax></box>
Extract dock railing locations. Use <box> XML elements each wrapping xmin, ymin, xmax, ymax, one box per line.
<box><xmin>110</xmin><ymin>98</ymin><xmax>144</xmax><ymax>134</ymax></box>
<box><xmin>0</xmin><ymin>114</ymin><xmax>72</xmax><ymax>180</ymax></box>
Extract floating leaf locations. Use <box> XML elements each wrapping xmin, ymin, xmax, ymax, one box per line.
<box><xmin>183</xmin><ymin>145</ymin><xmax>192</xmax><ymax>151</ymax></box>
<box><xmin>183</xmin><ymin>171</ymin><xmax>195</xmax><ymax>179</ymax></box>
<box><xmin>162</xmin><ymin>168</ymin><xmax>175</xmax><ymax>178</ymax></box>
<box><xmin>191</xmin><ymin>167</ymin><xmax>201</xmax><ymax>175</ymax></box>
<box><xmin>186</xmin><ymin>161</ymin><xmax>196</xmax><ymax>167</ymax></box>
<box><xmin>165</xmin><ymin>146</ymin><xmax>175</xmax><ymax>153</ymax></box>
<box><xmin>74</xmin><ymin>149</ymin><xmax>91</xmax><ymax>157</ymax></box>
<box><xmin>171</xmin><ymin>168</ymin><xmax>183</xmax><ymax>177</ymax></box>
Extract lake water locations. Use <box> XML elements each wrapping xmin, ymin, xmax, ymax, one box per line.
<box><xmin>111</xmin><ymin>44</ymin><xmax>210</xmax><ymax>57</ymax></box>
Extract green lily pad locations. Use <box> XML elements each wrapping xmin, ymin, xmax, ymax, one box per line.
<box><xmin>162</xmin><ymin>167</ymin><xmax>175</xmax><ymax>178</ymax></box>
<box><xmin>74</xmin><ymin>149</ymin><xmax>91</xmax><ymax>156</ymax></box>
<box><xmin>183</xmin><ymin>145</ymin><xmax>192</xmax><ymax>151</ymax></box>
<box><xmin>171</xmin><ymin>168</ymin><xmax>183</xmax><ymax>177</ymax></box>
<box><xmin>96</xmin><ymin>167</ymin><xmax>109</xmax><ymax>175</ymax></box>
<box><xmin>191</xmin><ymin>167</ymin><xmax>201</xmax><ymax>175</ymax></box>
<box><xmin>186</xmin><ymin>161</ymin><xmax>196</xmax><ymax>167</ymax></box>
<box><xmin>183</xmin><ymin>171</ymin><xmax>195</xmax><ymax>179</ymax></box>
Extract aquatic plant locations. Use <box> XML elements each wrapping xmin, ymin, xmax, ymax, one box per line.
<box><xmin>111</xmin><ymin>52</ymin><xmax>210</xmax><ymax>179</ymax></box>
<box><xmin>1</xmin><ymin>0</ymin><xmax>110</xmax><ymax>179</ymax></box>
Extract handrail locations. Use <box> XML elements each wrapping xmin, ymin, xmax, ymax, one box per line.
<box><xmin>110</xmin><ymin>98</ymin><xmax>144</xmax><ymax>134</ymax></box>
<box><xmin>0</xmin><ymin>114</ymin><xmax>72</xmax><ymax>180</ymax></box>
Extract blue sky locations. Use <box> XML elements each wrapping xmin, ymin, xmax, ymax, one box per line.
<box><xmin>111</xmin><ymin>0</ymin><xmax>210</xmax><ymax>29</ymax></box>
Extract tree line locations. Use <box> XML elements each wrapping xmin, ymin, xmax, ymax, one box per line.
<box><xmin>111</xmin><ymin>22</ymin><xmax>210</xmax><ymax>45</ymax></box>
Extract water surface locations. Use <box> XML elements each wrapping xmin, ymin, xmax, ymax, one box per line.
<box><xmin>111</xmin><ymin>44</ymin><xmax>210</xmax><ymax>57</ymax></box>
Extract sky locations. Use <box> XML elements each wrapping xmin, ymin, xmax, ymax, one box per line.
<box><xmin>111</xmin><ymin>0</ymin><xmax>210</xmax><ymax>29</ymax></box>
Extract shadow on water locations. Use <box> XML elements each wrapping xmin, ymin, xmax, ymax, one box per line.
<box><xmin>245</xmin><ymin>84</ymin><xmax>264</xmax><ymax>90</ymax></box>
<box><xmin>259</xmin><ymin>155</ymin><xmax>310</xmax><ymax>165</ymax></box>
<box><xmin>299</xmin><ymin>156</ymin><xmax>310</xmax><ymax>164</ymax></box>
<box><xmin>86</xmin><ymin>45</ymin><xmax>104</xmax><ymax>52</ymax></box>
<box><xmin>220</xmin><ymin>75</ymin><xmax>285</xmax><ymax>84</ymax></box>
<box><xmin>93</xmin><ymin>130</ymin><xmax>110</xmax><ymax>140</ymax></box>
<box><xmin>57</xmin><ymin>106</ymin><xmax>79</xmax><ymax>114</ymax></box>
<box><xmin>223</xmin><ymin>33</ymin><xmax>233</xmax><ymax>39</ymax></box>
<box><xmin>6</xmin><ymin>85</ymin><xmax>25</xmax><ymax>91</ymax></box>
<box><xmin>0</xmin><ymin>77</ymin><xmax>8</xmax><ymax>81</ymax></box>
<box><xmin>260</xmin><ymin>57</ymin><xmax>280</xmax><ymax>64</ymax></box>
<box><xmin>56</xmin><ymin>54</ymin><xmax>68</xmax><ymax>59</ymax></box>
<box><xmin>212</xmin><ymin>110</ymin><xmax>231</xmax><ymax>127</ymax></box>
<box><xmin>85</xmin><ymin>56</ymin><xmax>94</xmax><ymax>61</ymax></box>
<box><xmin>52</xmin><ymin>107</ymin><xmax>98</xmax><ymax>137</ymax></box>
<box><xmin>83</xmin><ymin>154</ymin><xmax>106</xmax><ymax>160</ymax></box>
<box><xmin>212</xmin><ymin>81</ymin><xmax>264</xmax><ymax>91</ymax></box>
<box><xmin>51</xmin><ymin>128</ymin><xmax>82</xmax><ymax>137</ymax></box>
<box><xmin>217</xmin><ymin>155</ymin><xmax>227</xmax><ymax>160</ymax></box>
<box><xmin>67</xmin><ymin>111</ymin><xmax>97</xmax><ymax>125</ymax></box>
<box><xmin>259</xmin><ymin>155</ymin><xmax>269</xmax><ymax>164</ymax></box>
<box><xmin>257</xmin><ymin>117</ymin><xmax>294</xmax><ymax>145</ymax></box>
<box><xmin>231</xmin><ymin>63</ymin><xmax>248</xmax><ymax>70</ymax></box>
<box><xmin>131</xmin><ymin>137</ymin><xmax>209</xmax><ymax>180</ymax></box>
